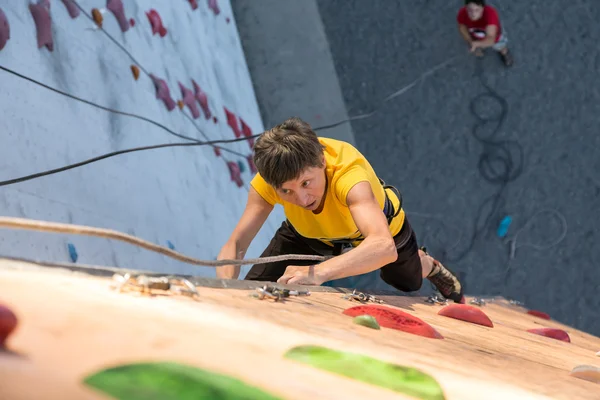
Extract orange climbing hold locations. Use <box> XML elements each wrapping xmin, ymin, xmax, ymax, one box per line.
<box><xmin>146</xmin><ymin>9</ymin><xmax>167</xmax><ymax>37</ymax></box>
<box><xmin>130</xmin><ymin>65</ymin><xmax>140</xmax><ymax>80</ymax></box>
<box><xmin>29</xmin><ymin>0</ymin><xmax>53</xmax><ymax>51</ymax></box>
<box><xmin>343</xmin><ymin>304</ymin><xmax>443</xmax><ymax>339</ymax></box>
<box><xmin>527</xmin><ymin>328</ymin><xmax>570</xmax><ymax>343</ymax></box>
<box><xmin>0</xmin><ymin>8</ymin><xmax>9</xmax><ymax>51</ymax></box>
<box><xmin>437</xmin><ymin>304</ymin><xmax>494</xmax><ymax>328</ymax></box>
<box><xmin>92</xmin><ymin>8</ymin><xmax>104</xmax><ymax>28</ymax></box>
<box><xmin>177</xmin><ymin>100</ymin><xmax>184</xmax><ymax>110</ymax></box>
<box><xmin>527</xmin><ymin>310</ymin><xmax>551</xmax><ymax>320</ymax></box>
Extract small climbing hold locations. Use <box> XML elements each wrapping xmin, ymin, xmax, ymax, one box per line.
<box><xmin>67</xmin><ymin>243</ymin><xmax>78</xmax><ymax>263</ymax></box>
<box><xmin>569</xmin><ymin>365</ymin><xmax>600</xmax><ymax>384</ymax></box>
<box><xmin>0</xmin><ymin>8</ymin><xmax>10</xmax><ymax>51</ymax></box>
<box><xmin>353</xmin><ymin>314</ymin><xmax>380</xmax><ymax>330</ymax></box>
<box><xmin>177</xmin><ymin>100</ymin><xmax>184</xmax><ymax>110</ymax></box>
<box><xmin>146</xmin><ymin>9</ymin><xmax>167</xmax><ymax>37</ymax></box>
<box><xmin>437</xmin><ymin>304</ymin><xmax>494</xmax><ymax>328</ymax></box>
<box><xmin>178</xmin><ymin>82</ymin><xmax>201</xmax><ymax>119</ymax></box>
<box><xmin>224</xmin><ymin>107</ymin><xmax>242</xmax><ymax>138</ymax></box>
<box><xmin>92</xmin><ymin>8</ymin><xmax>104</xmax><ymax>28</ymax></box>
<box><xmin>208</xmin><ymin>0</ymin><xmax>220</xmax><ymax>15</ymax></box>
<box><xmin>596</xmin><ymin>351</ymin><xmax>600</xmax><ymax>357</ymax></box>
<box><xmin>61</xmin><ymin>0</ymin><xmax>80</xmax><ymax>19</ymax></box>
<box><xmin>149</xmin><ymin>74</ymin><xmax>176</xmax><ymax>111</ymax></box>
<box><xmin>226</xmin><ymin>17</ymin><xmax>230</xmax><ymax>23</ymax></box>
<box><xmin>246</xmin><ymin>155</ymin><xmax>257</xmax><ymax>174</ymax></box>
<box><xmin>130</xmin><ymin>65</ymin><xmax>140</xmax><ymax>80</ymax></box>
<box><xmin>496</xmin><ymin>215</ymin><xmax>512</xmax><ymax>238</ymax></box>
<box><xmin>29</xmin><ymin>0</ymin><xmax>53</xmax><ymax>51</ymax></box>
<box><xmin>526</xmin><ymin>328</ymin><xmax>570</xmax><ymax>343</ymax></box>
<box><xmin>0</xmin><ymin>304</ymin><xmax>18</xmax><ymax>348</ymax></box>
<box><xmin>240</xmin><ymin>118</ymin><xmax>255</xmax><ymax>148</ymax></box>
<box><xmin>227</xmin><ymin>161</ymin><xmax>243</xmax><ymax>188</ymax></box>
<box><xmin>212</xmin><ymin>117</ymin><xmax>218</xmax><ymax>124</ymax></box>
<box><xmin>237</xmin><ymin>160</ymin><xmax>246</xmax><ymax>174</ymax></box>
<box><xmin>213</xmin><ymin>147</ymin><xmax>221</xmax><ymax>157</ymax></box>
<box><xmin>343</xmin><ymin>304</ymin><xmax>443</xmax><ymax>339</ymax></box>
<box><xmin>107</xmin><ymin>0</ymin><xmax>129</xmax><ymax>33</ymax></box>
<box><xmin>527</xmin><ymin>310</ymin><xmax>551</xmax><ymax>320</ymax></box>
<box><xmin>188</xmin><ymin>0</ymin><xmax>199</xmax><ymax>10</ymax></box>
<box><xmin>166</xmin><ymin>240</ymin><xmax>175</xmax><ymax>250</ymax></box>
<box><xmin>129</xmin><ymin>18</ymin><xmax>135</xmax><ymax>27</ymax></box>
<box><xmin>191</xmin><ymin>80</ymin><xmax>211</xmax><ymax>119</ymax></box>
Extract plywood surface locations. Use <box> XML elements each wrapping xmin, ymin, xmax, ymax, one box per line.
<box><xmin>0</xmin><ymin>259</ymin><xmax>599</xmax><ymax>400</ymax></box>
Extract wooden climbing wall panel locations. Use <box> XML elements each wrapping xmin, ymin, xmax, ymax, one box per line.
<box><xmin>0</xmin><ymin>258</ymin><xmax>599</xmax><ymax>399</ymax></box>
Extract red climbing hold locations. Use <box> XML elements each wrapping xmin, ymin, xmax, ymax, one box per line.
<box><xmin>527</xmin><ymin>310</ymin><xmax>551</xmax><ymax>320</ymax></box>
<box><xmin>61</xmin><ymin>0</ymin><xmax>80</xmax><ymax>19</ymax></box>
<box><xmin>343</xmin><ymin>304</ymin><xmax>443</xmax><ymax>339</ymax></box>
<box><xmin>149</xmin><ymin>74</ymin><xmax>176</xmax><ymax>111</ymax></box>
<box><xmin>129</xmin><ymin>18</ymin><xmax>135</xmax><ymax>27</ymax></box>
<box><xmin>0</xmin><ymin>303</ymin><xmax>18</xmax><ymax>348</ymax></box>
<box><xmin>178</xmin><ymin>82</ymin><xmax>201</xmax><ymax>119</ymax></box>
<box><xmin>213</xmin><ymin>147</ymin><xmax>221</xmax><ymax>157</ymax></box>
<box><xmin>213</xmin><ymin>116</ymin><xmax>218</xmax><ymax>123</ymax></box>
<box><xmin>188</xmin><ymin>0</ymin><xmax>199</xmax><ymax>10</ymax></box>
<box><xmin>527</xmin><ymin>328</ymin><xmax>570</xmax><ymax>343</ymax></box>
<box><xmin>227</xmin><ymin>161</ymin><xmax>243</xmax><ymax>187</ymax></box>
<box><xmin>0</xmin><ymin>8</ymin><xmax>9</xmax><ymax>51</ymax></box>
<box><xmin>191</xmin><ymin>80</ymin><xmax>212</xmax><ymax>119</ymax></box>
<box><xmin>29</xmin><ymin>0</ymin><xmax>53</xmax><ymax>51</ymax></box>
<box><xmin>239</xmin><ymin>118</ymin><xmax>255</xmax><ymax>148</ymax></box>
<box><xmin>438</xmin><ymin>304</ymin><xmax>494</xmax><ymax>327</ymax></box>
<box><xmin>146</xmin><ymin>9</ymin><xmax>167</xmax><ymax>37</ymax></box>
<box><xmin>224</xmin><ymin>107</ymin><xmax>242</xmax><ymax>138</ymax></box>
<box><xmin>208</xmin><ymin>0</ymin><xmax>221</xmax><ymax>15</ymax></box>
<box><xmin>107</xmin><ymin>0</ymin><xmax>129</xmax><ymax>33</ymax></box>
<box><xmin>246</xmin><ymin>155</ymin><xmax>257</xmax><ymax>174</ymax></box>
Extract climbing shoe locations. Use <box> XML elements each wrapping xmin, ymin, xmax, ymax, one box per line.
<box><xmin>499</xmin><ymin>48</ymin><xmax>514</xmax><ymax>67</ymax></box>
<box><xmin>421</xmin><ymin>247</ymin><xmax>465</xmax><ymax>304</ymax></box>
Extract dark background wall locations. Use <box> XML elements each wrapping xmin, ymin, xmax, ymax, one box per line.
<box><xmin>233</xmin><ymin>0</ymin><xmax>600</xmax><ymax>336</ymax></box>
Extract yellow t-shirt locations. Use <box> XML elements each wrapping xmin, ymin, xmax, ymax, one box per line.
<box><xmin>250</xmin><ymin>137</ymin><xmax>405</xmax><ymax>247</ymax></box>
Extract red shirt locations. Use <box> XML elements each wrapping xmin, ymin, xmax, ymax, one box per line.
<box><xmin>456</xmin><ymin>5</ymin><xmax>502</xmax><ymax>43</ymax></box>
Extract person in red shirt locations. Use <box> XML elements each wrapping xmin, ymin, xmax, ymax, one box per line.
<box><xmin>457</xmin><ymin>0</ymin><xmax>513</xmax><ymax>66</ymax></box>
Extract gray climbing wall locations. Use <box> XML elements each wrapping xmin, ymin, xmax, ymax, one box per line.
<box><xmin>316</xmin><ymin>0</ymin><xmax>600</xmax><ymax>336</ymax></box>
<box><xmin>0</xmin><ymin>0</ymin><xmax>284</xmax><ymax>278</ymax></box>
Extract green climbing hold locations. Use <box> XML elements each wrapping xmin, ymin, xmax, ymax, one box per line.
<box><xmin>83</xmin><ymin>361</ymin><xmax>282</xmax><ymax>400</ymax></box>
<box><xmin>284</xmin><ymin>345</ymin><xmax>445</xmax><ymax>400</ymax></box>
<box><xmin>353</xmin><ymin>314</ymin><xmax>380</xmax><ymax>329</ymax></box>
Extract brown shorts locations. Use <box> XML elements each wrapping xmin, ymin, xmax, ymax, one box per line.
<box><xmin>244</xmin><ymin>217</ymin><xmax>423</xmax><ymax>292</ymax></box>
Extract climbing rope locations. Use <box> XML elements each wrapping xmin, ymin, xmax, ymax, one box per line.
<box><xmin>0</xmin><ymin>217</ymin><xmax>330</xmax><ymax>266</ymax></box>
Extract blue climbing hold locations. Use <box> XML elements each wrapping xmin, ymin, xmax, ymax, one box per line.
<box><xmin>496</xmin><ymin>216</ymin><xmax>512</xmax><ymax>238</ymax></box>
<box><xmin>67</xmin><ymin>243</ymin><xmax>78</xmax><ymax>262</ymax></box>
<box><xmin>237</xmin><ymin>160</ymin><xmax>246</xmax><ymax>173</ymax></box>
<box><xmin>167</xmin><ymin>240</ymin><xmax>175</xmax><ymax>250</ymax></box>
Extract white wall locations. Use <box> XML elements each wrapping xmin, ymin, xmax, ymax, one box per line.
<box><xmin>0</xmin><ymin>0</ymin><xmax>284</xmax><ymax>278</ymax></box>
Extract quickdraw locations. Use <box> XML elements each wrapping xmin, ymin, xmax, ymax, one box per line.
<box><xmin>252</xmin><ymin>284</ymin><xmax>311</xmax><ymax>301</ymax></box>
<box><xmin>111</xmin><ymin>272</ymin><xmax>200</xmax><ymax>299</ymax></box>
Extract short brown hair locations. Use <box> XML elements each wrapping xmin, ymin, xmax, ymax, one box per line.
<box><xmin>253</xmin><ymin>117</ymin><xmax>326</xmax><ymax>188</ymax></box>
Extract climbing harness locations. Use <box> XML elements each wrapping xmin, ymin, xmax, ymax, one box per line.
<box><xmin>330</xmin><ymin>179</ymin><xmax>403</xmax><ymax>256</ymax></box>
